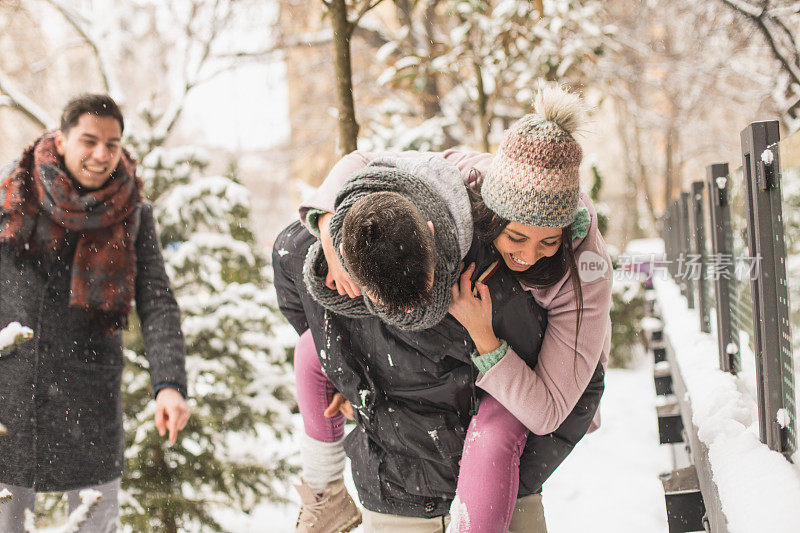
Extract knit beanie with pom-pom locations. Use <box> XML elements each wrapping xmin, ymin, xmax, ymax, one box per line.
<box><xmin>482</xmin><ymin>83</ymin><xmax>586</xmax><ymax>228</ymax></box>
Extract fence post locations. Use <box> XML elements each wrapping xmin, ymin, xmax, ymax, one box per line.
<box><xmin>691</xmin><ymin>181</ymin><xmax>711</xmax><ymax>333</ymax></box>
<box><xmin>740</xmin><ymin>120</ymin><xmax>796</xmax><ymax>456</ymax></box>
<box><xmin>706</xmin><ymin>163</ymin><xmax>741</xmax><ymax>374</ymax></box>
<box><xmin>663</xmin><ymin>217</ymin><xmax>669</xmax><ymax>273</ymax></box>
<box><xmin>671</xmin><ymin>202</ymin><xmax>680</xmax><ymax>280</ymax></box>
<box><xmin>665</xmin><ymin>203</ymin><xmax>676</xmax><ymax>280</ymax></box>
<box><xmin>679</xmin><ymin>192</ymin><xmax>695</xmax><ymax>309</ymax></box>
<box><xmin>663</xmin><ymin>205</ymin><xmax>670</xmax><ymax>277</ymax></box>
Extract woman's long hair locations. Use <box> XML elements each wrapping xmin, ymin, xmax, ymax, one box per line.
<box><xmin>469</xmin><ymin>185</ymin><xmax>584</xmax><ymax>365</ymax></box>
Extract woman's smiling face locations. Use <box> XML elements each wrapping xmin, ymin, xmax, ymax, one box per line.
<box><xmin>492</xmin><ymin>222</ymin><xmax>563</xmax><ymax>271</ymax></box>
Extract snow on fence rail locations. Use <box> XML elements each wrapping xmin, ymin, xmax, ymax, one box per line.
<box><xmin>645</xmin><ymin>120</ymin><xmax>800</xmax><ymax>532</ymax></box>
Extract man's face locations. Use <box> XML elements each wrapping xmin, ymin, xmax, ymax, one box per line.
<box><xmin>55</xmin><ymin>114</ymin><xmax>123</xmax><ymax>190</ymax></box>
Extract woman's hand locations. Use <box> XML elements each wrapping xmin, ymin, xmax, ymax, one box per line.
<box><xmin>324</xmin><ymin>392</ymin><xmax>354</xmax><ymax>421</ymax></box>
<box><xmin>319</xmin><ymin>212</ymin><xmax>362</xmax><ymax>298</ymax></box>
<box><xmin>449</xmin><ymin>263</ymin><xmax>501</xmax><ymax>355</ymax></box>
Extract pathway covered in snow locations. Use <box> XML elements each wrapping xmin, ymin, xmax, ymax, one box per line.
<box><xmin>219</xmin><ymin>357</ymin><xmax>671</xmax><ymax>532</ymax></box>
<box><xmin>542</xmin><ymin>361</ymin><xmax>670</xmax><ymax>532</ymax></box>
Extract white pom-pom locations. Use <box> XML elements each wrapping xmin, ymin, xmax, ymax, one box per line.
<box><xmin>533</xmin><ymin>82</ymin><xmax>585</xmax><ymax>134</ymax></box>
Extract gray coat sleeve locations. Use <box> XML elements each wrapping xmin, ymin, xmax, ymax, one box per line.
<box><xmin>134</xmin><ymin>202</ymin><xmax>188</xmax><ymax>394</ymax></box>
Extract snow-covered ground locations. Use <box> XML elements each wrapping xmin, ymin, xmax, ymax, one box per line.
<box><xmin>543</xmin><ymin>362</ymin><xmax>670</xmax><ymax>532</ymax></box>
<box><xmin>217</xmin><ymin>358</ymin><xmax>671</xmax><ymax>532</ymax></box>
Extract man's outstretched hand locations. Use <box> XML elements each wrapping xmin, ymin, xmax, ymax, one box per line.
<box><xmin>155</xmin><ymin>388</ymin><xmax>190</xmax><ymax>443</ymax></box>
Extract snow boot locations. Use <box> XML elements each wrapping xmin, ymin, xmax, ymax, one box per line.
<box><xmin>295</xmin><ymin>478</ymin><xmax>362</xmax><ymax>533</ymax></box>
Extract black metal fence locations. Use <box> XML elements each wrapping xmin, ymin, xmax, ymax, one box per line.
<box><xmin>654</xmin><ymin>120</ymin><xmax>799</xmax><ymax>532</ymax></box>
<box><xmin>661</xmin><ymin>120</ymin><xmax>797</xmax><ymax>459</ymax></box>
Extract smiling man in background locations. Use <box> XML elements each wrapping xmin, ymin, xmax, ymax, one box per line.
<box><xmin>0</xmin><ymin>94</ymin><xmax>189</xmax><ymax>532</ymax></box>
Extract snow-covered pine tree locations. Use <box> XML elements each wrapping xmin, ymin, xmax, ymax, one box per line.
<box><xmin>120</xmin><ymin>109</ymin><xmax>296</xmax><ymax>532</ymax></box>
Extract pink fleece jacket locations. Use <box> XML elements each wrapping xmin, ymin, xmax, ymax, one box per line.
<box><xmin>299</xmin><ymin>149</ymin><xmax>612</xmax><ymax>434</ymax></box>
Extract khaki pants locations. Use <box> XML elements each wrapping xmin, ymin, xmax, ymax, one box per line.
<box><xmin>362</xmin><ymin>493</ymin><xmax>547</xmax><ymax>533</ymax></box>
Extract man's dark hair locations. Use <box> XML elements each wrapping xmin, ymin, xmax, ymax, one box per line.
<box><xmin>60</xmin><ymin>93</ymin><xmax>124</xmax><ymax>134</ymax></box>
<box><xmin>341</xmin><ymin>191</ymin><xmax>436</xmax><ymax>315</ymax></box>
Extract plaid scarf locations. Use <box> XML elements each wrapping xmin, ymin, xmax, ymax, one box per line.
<box><xmin>0</xmin><ymin>133</ymin><xmax>143</xmax><ymax>325</ymax></box>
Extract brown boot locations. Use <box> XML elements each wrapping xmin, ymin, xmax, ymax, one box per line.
<box><xmin>295</xmin><ymin>478</ymin><xmax>362</xmax><ymax>533</ymax></box>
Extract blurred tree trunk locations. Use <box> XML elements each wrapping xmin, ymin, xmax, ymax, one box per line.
<box><xmin>394</xmin><ymin>0</ymin><xmax>442</xmax><ymax>119</ymax></box>
<box><xmin>664</xmin><ymin>123</ymin><xmax>676</xmax><ymax>208</ymax></box>
<box><xmin>420</xmin><ymin>1</ymin><xmax>442</xmax><ymax>119</ymax></box>
<box><xmin>614</xmin><ymin>95</ymin><xmax>657</xmax><ymax>237</ymax></box>
<box><xmin>329</xmin><ymin>0</ymin><xmax>359</xmax><ymax>154</ymax></box>
<box><xmin>474</xmin><ymin>60</ymin><xmax>490</xmax><ymax>152</ymax></box>
<box><xmin>633</xmin><ymin>119</ymin><xmax>659</xmax><ymax>229</ymax></box>
<box><xmin>324</xmin><ymin>0</ymin><xmax>383</xmax><ymax>155</ymax></box>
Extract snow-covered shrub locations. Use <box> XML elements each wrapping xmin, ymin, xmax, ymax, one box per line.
<box><xmin>609</xmin><ymin>279</ymin><xmax>647</xmax><ymax>368</ymax></box>
<box><xmin>609</xmin><ymin>241</ymin><xmax>649</xmax><ymax>369</ymax></box>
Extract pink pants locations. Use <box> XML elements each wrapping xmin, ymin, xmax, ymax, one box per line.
<box><xmin>294</xmin><ymin>330</ymin><xmax>528</xmax><ymax>532</ymax></box>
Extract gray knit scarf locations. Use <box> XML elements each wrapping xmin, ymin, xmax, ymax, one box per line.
<box><xmin>303</xmin><ymin>156</ymin><xmax>471</xmax><ymax>331</ymax></box>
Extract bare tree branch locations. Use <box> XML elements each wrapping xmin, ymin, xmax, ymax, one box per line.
<box><xmin>719</xmin><ymin>0</ymin><xmax>764</xmax><ymax>17</ymax></box>
<box><xmin>157</xmin><ymin>0</ymin><xmax>235</xmax><ymax>138</ymax></box>
<box><xmin>349</xmin><ymin>0</ymin><xmax>385</xmax><ymax>34</ymax></box>
<box><xmin>30</xmin><ymin>40</ymin><xmax>85</xmax><ymax>74</ymax></box>
<box><xmin>216</xmin><ymin>29</ymin><xmax>334</xmax><ymax>59</ymax></box>
<box><xmin>41</xmin><ymin>0</ymin><xmax>121</xmax><ymax>99</ymax></box>
<box><xmin>770</xmin><ymin>15</ymin><xmax>800</xmax><ymax>64</ymax></box>
<box><xmin>190</xmin><ymin>60</ymin><xmax>242</xmax><ymax>87</ymax></box>
<box><xmin>719</xmin><ymin>0</ymin><xmax>800</xmax><ymax>89</ymax></box>
<box><xmin>0</xmin><ymin>70</ymin><xmax>53</xmax><ymax>129</ymax></box>
<box><xmin>755</xmin><ymin>18</ymin><xmax>800</xmax><ymax>84</ymax></box>
<box><xmin>353</xmin><ymin>25</ymin><xmax>391</xmax><ymax>48</ymax></box>
<box><xmin>766</xmin><ymin>2</ymin><xmax>800</xmax><ymax>16</ymax></box>
<box><xmin>157</xmin><ymin>83</ymin><xmax>192</xmax><ymax>139</ymax></box>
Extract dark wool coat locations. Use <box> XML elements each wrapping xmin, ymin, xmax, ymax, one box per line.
<box><xmin>0</xmin><ymin>164</ymin><xmax>186</xmax><ymax>491</ymax></box>
<box><xmin>273</xmin><ymin>221</ymin><xmax>604</xmax><ymax>518</ymax></box>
